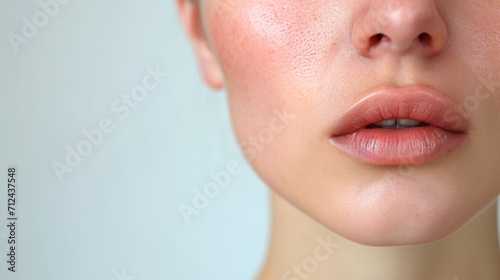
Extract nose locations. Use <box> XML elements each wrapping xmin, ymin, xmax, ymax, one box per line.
<box><xmin>352</xmin><ymin>0</ymin><xmax>448</xmax><ymax>57</ymax></box>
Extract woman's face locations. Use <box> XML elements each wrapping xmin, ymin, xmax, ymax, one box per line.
<box><xmin>182</xmin><ymin>0</ymin><xmax>500</xmax><ymax>245</ymax></box>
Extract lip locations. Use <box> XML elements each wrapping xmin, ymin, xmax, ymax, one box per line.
<box><xmin>329</xmin><ymin>86</ymin><xmax>469</xmax><ymax>165</ymax></box>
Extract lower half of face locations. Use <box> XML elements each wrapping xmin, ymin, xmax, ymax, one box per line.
<box><xmin>204</xmin><ymin>0</ymin><xmax>500</xmax><ymax>245</ymax></box>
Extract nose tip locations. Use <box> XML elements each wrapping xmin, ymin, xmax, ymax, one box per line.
<box><xmin>352</xmin><ymin>0</ymin><xmax>448</xmax><ymax>57</ymax></box>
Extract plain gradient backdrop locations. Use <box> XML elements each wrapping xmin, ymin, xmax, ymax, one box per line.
<box><xmin>0</xmin><ymin>1</ymin><xmax>498</xmax><ymax>280</ymax></box>
<box><xmin>0</xmin><ymin>1</ymin><xmax>268</xmax><ymax>279</ymax></box>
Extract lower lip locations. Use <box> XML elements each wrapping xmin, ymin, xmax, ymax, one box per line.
<box><xmin>329</xmin><ymin>126</ymin><xmax>467</xmax><ymax>165</ymax></box>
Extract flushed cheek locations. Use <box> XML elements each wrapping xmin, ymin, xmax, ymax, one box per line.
<box><xmin>207</xmin><ymin>1</ymin><xmax>343</xmax><ymax>94</ymax></box>
<box><xmin>240</xmin><ymin>1</ymin><xmax>342</xmax><ymax>81</ymax></box>
<box><xmin>206</xmin><ymin>1</ymin><xmax>346</xmax><ymax>150</ymax></box>
<box><xmin>447</xmin><ymin>2</ymin><xmax>500</xmax><ymax>76</ymax></box>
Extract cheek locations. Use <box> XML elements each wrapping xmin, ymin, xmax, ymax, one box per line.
<box><xmin>209</xmin><ymin>2</ymin><xmax>325</xmax><ymax>84</ymax></box>
<box><xmin>447</xmin><ymin>1</ymin><xmax>500</xmax><ymax>196</ymax></box>
<box><xmin>206</xmin><ymin>1</ymin><xmax>347</xmax><ymax>149</ymax></box>
<box><xmin>446</xmin><ymin>1</ymin><xmax>500</xmax><ymax>75</ymax></box>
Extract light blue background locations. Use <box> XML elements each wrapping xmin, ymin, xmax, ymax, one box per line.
<box><xmin>0</xmin><ymin>1</ymin><xmax>498</xmax><ymax>280</ymax></box>
<box><xmin>0</xmin><ymin>1</ymin><xmax>269</xmax><ymax>279</ymax></box>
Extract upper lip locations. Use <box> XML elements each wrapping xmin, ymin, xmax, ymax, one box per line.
<box><xmin>331</xmin><ymin>86</ymin><xmax>469</xmax><ymax>136</ymax></box>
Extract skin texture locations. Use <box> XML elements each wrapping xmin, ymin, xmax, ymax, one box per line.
<box><xmin>177</xmin><ymin>0</ymin><xmax>500</xmax><ymax>278</ymax></box>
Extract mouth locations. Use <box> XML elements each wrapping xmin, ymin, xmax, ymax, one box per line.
<box><xmin>329</xmin><ymin>86</ymin><xmax>469</xmax><ymax>165</ymax></box>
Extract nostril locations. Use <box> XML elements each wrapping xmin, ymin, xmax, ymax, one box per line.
<box><xmin>352</xmin><ymin>1</ymin><xmax>448</xmax><ymax>57</ymax></box>
<box><xmin>418</xmin><ymin>33</ymin><xmax>431</xmax><ymax>44</ymax></box>
<box><xmin>369</xmin><ymin>33</ymin><xmax>385</xmax><ymax>46</ymax></box>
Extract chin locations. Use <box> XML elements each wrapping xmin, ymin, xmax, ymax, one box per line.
<box><xmin>307</xmin><ymin>175</ymin><xmax>484</xmax><ymax>246</ymax></box>
<box><xmin>263</xmin><ymin>158</ymin><xmax>492</xmax><ymax>247</ymax></box>
<box><xmin>327</xmin><ymin>205</ymin><xmax>470</xmax><ymax>247</ymax></box>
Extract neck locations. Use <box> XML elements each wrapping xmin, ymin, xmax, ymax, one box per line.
<box><xmin>258</xmin><ymin>192</ymin><xmax>500</xmax><ymax>280</ymax></box>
